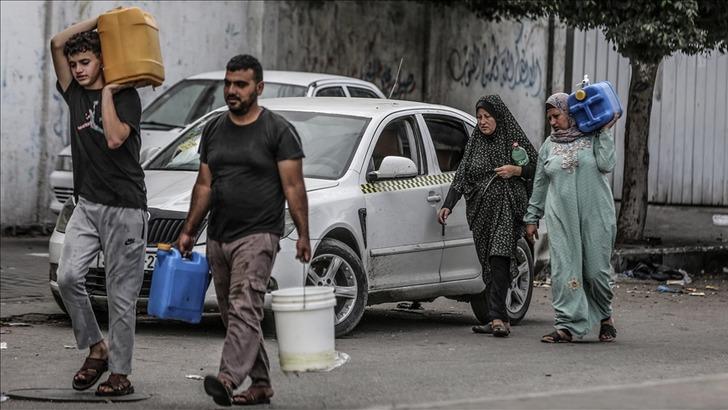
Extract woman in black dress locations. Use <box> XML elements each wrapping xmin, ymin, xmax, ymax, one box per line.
<box><xmin>438</xmin><ymin>95</ymin><xmax>538</xmax><ymax>337</ymax></box>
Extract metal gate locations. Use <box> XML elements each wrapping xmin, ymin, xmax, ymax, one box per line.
<box><xmin>572</xmin><ymin>29</ymin><xmax>728</xmax><ymax>206</ymax></box>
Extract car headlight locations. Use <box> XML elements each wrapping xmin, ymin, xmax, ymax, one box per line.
<box><xmin>283</xmin><ymin>210</ymin><xmax>295</xmax><ymax>238</ymax></box>
<box><xmin>55</xmin><ymin>197</ymin><xmax>76</xmax><ymax>233</ymax></box>
<box><xmin>55</xmin><ymin>155</ymin><xmax>72</xmax><ymax>171</ymax></box>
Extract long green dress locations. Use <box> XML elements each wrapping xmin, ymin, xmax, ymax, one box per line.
<box><xmin>524</xmin><ymin>129</ymin><xmax>616</xmax><ymax>338</ymax></box>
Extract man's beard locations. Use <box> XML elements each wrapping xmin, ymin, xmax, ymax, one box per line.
<box><xmin>227</xmin><ymin>94</ymin><xmax>257</xmax><ymax>116</ymax></box>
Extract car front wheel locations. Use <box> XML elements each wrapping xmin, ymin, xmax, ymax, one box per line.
<box><xmin>470</xmin><ymin>238</ymin><xmax>534</xmax><ymax>325</ymax></box>
<box><xmin>306</xmin><ymin>238</ymin><xmax>368</xmax><ymax>337</ymax></box>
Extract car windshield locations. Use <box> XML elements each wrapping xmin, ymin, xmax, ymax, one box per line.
<box><xmin>146</xmin><ymin>109</ymin><xmax>370</xmax><ymax>180</ymax></box>
<box><xmin>141</xmin><ymin>80</ymin><xmax>216</xmax><ymax>129</ymax></box>
<box><xmin>260</xmin><ymin>82</ymin><xmax>308</xmax><ymax>98</ymax></box>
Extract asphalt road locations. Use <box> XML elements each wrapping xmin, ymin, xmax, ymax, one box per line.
<box><xmin>1</xmin><ymin>235</ymin><xmax>727</xmax><ymax>409</ymax></box>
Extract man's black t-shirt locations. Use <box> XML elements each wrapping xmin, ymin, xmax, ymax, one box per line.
<box><xmin>57</xmin><ymin>80</ymin><xmax>146</xmax><ymax>209</ymax></box>
<box><xmin>199</xmin><ymin>108</ymin><xmax>304</xmax><ymax>242</ymax></box>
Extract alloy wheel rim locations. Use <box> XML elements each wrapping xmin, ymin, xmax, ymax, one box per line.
<box><xmin>506</xmin><ymin>246</ymin><xmax>530</xmax><ymax>314</ymax></box>
<box><xmin>307</xmin><ymin>253</ymin><xmax>358</xmax><ymax>324</ymax></box>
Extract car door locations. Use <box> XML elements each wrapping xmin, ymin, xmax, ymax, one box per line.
<box><xmin>363</xmin><ymin>114</ymin><xmax>443</xmax><ymax>289</ymax></box>
<box><xmin>422</xmin><ymin>114</ymin><xmax>481</xmax><ymax>282</ymax></box>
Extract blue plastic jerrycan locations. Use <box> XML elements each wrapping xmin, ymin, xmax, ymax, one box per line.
<box><xmin>147</xmin><ymin>243</ymin><xmax>210</xmax><ymax>323</ymax></box>
<box><xmin>568</xmin><ymin>78</ymin><xmax>623</xmax><ymax>133</ymax></box>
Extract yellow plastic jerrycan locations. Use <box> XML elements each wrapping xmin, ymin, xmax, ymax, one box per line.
<box><xmin>98</xmin><ymin>7</ymin><xmax>165</xmax><ymax>87</ymax></box>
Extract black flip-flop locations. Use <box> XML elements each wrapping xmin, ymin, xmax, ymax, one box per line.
<box><xmin>492</xmin><ymin>322</ymin><xmax>511</xmax><ymax>337</ymax></box>
<box><xmin>204</xmin><ymin>375</ymin><xmax>232</xmax><ymax>406</ymax></box>
<box><xmin>472</xmin><ymin>323</ymin><xmax>493</xmax><ymax>334</ymax></box>
<box><xmin>599</xmin><ymin>322</ymin><xmax>617</xmax><ymax>342</ymax></box>
<box><xmin>541</xmin><ymin>329</ymin><xmax>572</xmax><ymax>343</ymax></box>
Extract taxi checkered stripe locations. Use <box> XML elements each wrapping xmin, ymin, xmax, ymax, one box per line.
<box><xmin>360</xmin><ymin>172</ymin><xmax>454</xmax><ymax>193</ymax></box>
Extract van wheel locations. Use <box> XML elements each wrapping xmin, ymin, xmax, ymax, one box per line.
<box><xmin>307</xmin><ymin>238</ymin><xmax>367</xmax><ymax>337</ymax></box>
<box><xmin>470</xmin><ymin>238</ymin><xmax>534</xmax><ymax>325</ymax></box>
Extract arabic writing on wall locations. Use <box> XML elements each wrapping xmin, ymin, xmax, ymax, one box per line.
<box><xmin>446</xmin><ymin>23</ymin><xmax>543</xmax><ymax>97</ymax></box>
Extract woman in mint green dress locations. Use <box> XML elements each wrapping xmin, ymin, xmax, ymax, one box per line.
<box><xmin>524</xmin><ymin>93</ymin><xmax>619</xmax><ymax>343</ymax></box>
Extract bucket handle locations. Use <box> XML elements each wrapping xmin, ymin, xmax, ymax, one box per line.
<box><xmin>302</xmin><ymin>262</ymin><xmax>309</xmax><ymax>310</ymax></box>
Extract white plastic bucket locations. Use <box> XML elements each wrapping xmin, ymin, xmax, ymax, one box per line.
<box><xmin>271</xmin><ymin>286</ymin><xmax>337</xmax><ymax>372</ymax></box>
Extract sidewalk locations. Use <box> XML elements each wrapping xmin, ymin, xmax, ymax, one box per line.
<box><xmin>612</xmin><ymin>204</ymin><xmax>728</xmax><ymax>273</ymax></box>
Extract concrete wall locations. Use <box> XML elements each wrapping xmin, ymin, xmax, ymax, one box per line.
<box><xmin>268</xmin><ymin>1</ymin><xmax>426</xmax><ymax>101</ymax></box>
<box><xmin>1</xmin><ymin>0</ymin><xmax>262</xmax><ymax>227</ymax></box>
<box><xmin>428</xmin><ymin>4</ymin><xmax>551</xmax><ymax>145</ymax></box>
<box><xmin>1</xmin><ymin>0</ymin><xmax>561</xmax><ymax>227</ymax></box>
<box><xmin>268</xmin><ymin>2</ymin><xmax>555</xmax><ymax>144</ymax></box>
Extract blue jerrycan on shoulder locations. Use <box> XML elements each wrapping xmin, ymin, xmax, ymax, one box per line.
<box><xmin>568</xmin><ymin>75</ymin><xmax>623</xmax><ymax>133</ymax></box>
<box><xmin>147</xmin><ymin>243</ymin><xmax>210</xmax><ymax>324</ymax></box>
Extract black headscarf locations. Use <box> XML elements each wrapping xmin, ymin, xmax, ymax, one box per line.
<box><xmin>451</xmin><ymin>95</ymin><xmax>538</xmax><ymax>197</ymax></box>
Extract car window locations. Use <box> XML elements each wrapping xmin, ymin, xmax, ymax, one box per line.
<box><xmin>141</xmin><ymin>80</ymin><xmax>213</xmax><ymax>129</ymax></box>
<box><xmin>315</xmin><ymin>86</ymin><xmax>346</xmax><ymax>97</ymax></box>
<box><xmin>423</xmin><ymin>115</ymin><xmax>470</xmax><ymax>172</ymax></box>
<box><xmin>371</xmin><ymin>117</ymin><xmax>424</xmax><ymax>174</ymax></box>
<box><xmin>348</xmin><ymin>86</ymin><xmax>379</xmax><ymax>98</ymax></box>
<box><xmin>261</xmin><ymin>82</ymin><xmax>308</xmax><ymax>98</ymax></box>
<box><xmin>146</xmin><ymin>110</ymin><xmax>370</xmax><ymax>180</ymax></box>
<box><xmin>209</xmin><ymin>81</ymin><xmax>228</xmax><ymax>112</ymax></box>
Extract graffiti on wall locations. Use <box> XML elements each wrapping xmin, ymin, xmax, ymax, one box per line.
<box><xmin>288</xmin><ymin>47</ymin><xmax>418</xmax><ymax>99</ymax></box>
<box><xmin>446</xmin><ymin>23</ymin><xmax>543</xmax><ymax>97</ymax></box>
<box><xmin>358</xmin><ymin>58</ymin><xmax>416</xmax><ymax>99</ymax></box>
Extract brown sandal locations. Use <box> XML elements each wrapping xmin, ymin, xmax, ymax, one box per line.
<box><xmin>95</xmin><ymin>373</ymin><xmax>134</xmax><ymax>396</ymax></box>
<box><xmin>72</xmin><ymin>357</ymin><xmax>108</xmax><ymax>391</ymax></box>
<box><xmin>204</xmin><ymin>375</ymin><xmax>233</xmax><ymax>406</ymax></box>
<box><xmin>232</xmin><ymin>385</ymin><xmax>274</xmax><ymax>405</ymax></box>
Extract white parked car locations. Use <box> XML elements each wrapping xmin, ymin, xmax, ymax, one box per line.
<box><xmin>49</xmin><ymin>98</ymin><xmax>541</xmax><ymax>336</ymax></box>
<box><xmin>48</xmin><ymin>70</ymin><xmax>386</xmax><ymax>213</ymax></box>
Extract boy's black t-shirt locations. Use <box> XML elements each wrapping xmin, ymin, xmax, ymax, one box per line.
<box><xmin>199</xmin><ymin>108</ymin><xmax>304</xmax><ymax>242</ymax></box>
<box><xmin>57</xmin><ymin>80</ymin><xmax>146</xmax><ymax>209</ymax></box>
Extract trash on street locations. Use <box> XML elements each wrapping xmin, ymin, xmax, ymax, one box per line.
<box><xmin>689</xmin><ymin>292</ymin><xmax>706</xmax><ymax>297</ymax></box>
<box><xmin>185</xmin><ymin>374</ymin><xmax>204</xmax><ymax>380</ymax></box>
<box><xmin>0</xmin><ymin>342</ymin><xmax>7</xmax><ymax>349</ymax></box>
<box><xmin>534</xmin><ymin>280</ymin><xmax>551</xmax><ymax>288</ymax></box>
<box><xmin>656</xmin><ymin>285</ymin><xmax>681</xmax><ymax>293</ymax></box>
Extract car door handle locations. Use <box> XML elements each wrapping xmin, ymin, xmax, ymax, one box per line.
<box><xmin>427</xmin><ymin>194</ymin><xmax>442</xmax><ymax>203</ymax></box>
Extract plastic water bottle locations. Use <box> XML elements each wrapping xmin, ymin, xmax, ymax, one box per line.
<box><xmin>511</xmin><ymin>142</ymin><xmax>529</xmax><ymax>166</ymax></box>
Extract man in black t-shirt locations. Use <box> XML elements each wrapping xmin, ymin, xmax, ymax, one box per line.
<box><xmin>178</xmin><ymin>55</ymin><xmax>310</xmax><ymax>406</ymax></box>
<box><xmin>51</xmin><ymin>16</ymin><xmax>146</xmax><ymax>396</ymax></box>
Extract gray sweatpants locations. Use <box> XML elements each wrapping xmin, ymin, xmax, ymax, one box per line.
<box><xmin>57</xmin><ymin>197</ymin><xmax>147</xmax><ymax>375</ymax></box>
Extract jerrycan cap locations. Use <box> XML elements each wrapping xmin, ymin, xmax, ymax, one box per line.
<box><xmin>575</xmin><ymin>89</ymin><xmax>587</xmax><ymax>101</ymax></box>
<box><xmin>157</xmin><ymin>243</ymin><xmax>172</xmax><ymax>251</ymax></box>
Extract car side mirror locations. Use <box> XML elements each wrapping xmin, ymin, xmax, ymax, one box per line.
<box><xmin>369</xmin><ymin>156</ymin><xmax>417</xmax><ymax>181</ymax></box>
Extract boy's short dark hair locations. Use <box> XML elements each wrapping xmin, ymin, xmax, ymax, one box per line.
<box><xmin>63</xmin><ymin>30</ymin><xmax>101</xmax><ymax>58</ymax></box>
<box><xmin>226</xmin><ymin>54</ymin><xmax>263</xmax><ymax>83</ymax></box>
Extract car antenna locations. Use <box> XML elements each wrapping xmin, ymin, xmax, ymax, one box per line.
<box><xmin>388</xmin><ymin>57</ymin><xmax>404</xmax><ymax>99</ymax></box>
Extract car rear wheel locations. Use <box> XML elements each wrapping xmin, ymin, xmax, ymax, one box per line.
<box><xmin>306</xmin><ymin>238</ymin><xmax>367</xmax><ymax>337</ymax></box>
<box><xmin>470</xmin><ymin>238</ymin><xmax>534</xmax><ymax>325</ymax></box>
